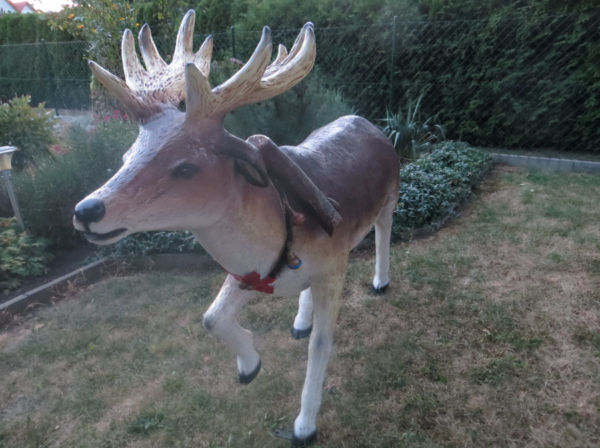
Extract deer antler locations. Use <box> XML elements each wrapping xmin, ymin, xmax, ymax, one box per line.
<box><xmin>185</xmin><ymin>22</ymin><xmax>316</xmax><ymax>120</ymax></box>
<box><xmin>89</xmin><ymin>10</ymin><xmax>213</xmax><ymax>121</ymax></box>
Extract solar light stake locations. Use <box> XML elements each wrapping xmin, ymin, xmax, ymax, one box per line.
<box><xmin>0</xmin><ymin>146</ymin><xmax>25</xmax><ymax>230</ymax></box>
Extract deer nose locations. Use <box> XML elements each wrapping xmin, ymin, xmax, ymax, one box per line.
<box><xmin>74</xmin><ymin>198</ymin><xmax>106</xmax><ymax>224</ymax></box>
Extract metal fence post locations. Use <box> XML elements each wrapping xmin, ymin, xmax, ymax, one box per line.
<box><xmin>388</xmin><ymin>16</ymin><xmax>398</xmax><ymax>111</ymax></box>
<box><xmin>231</xmin><ymin>26</ymin><xmax>236</xmax><ymax>59</ymax></box>
<box><xmin>41</xmin><ymin>39</ymin><xmax>58</xmax><ymax>115</ymax></box>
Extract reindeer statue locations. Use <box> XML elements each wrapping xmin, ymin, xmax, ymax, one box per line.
<box><xmin>73</xmin><ymin>10</ymin><xmax>399</xmax><ymax>446</ymax></box>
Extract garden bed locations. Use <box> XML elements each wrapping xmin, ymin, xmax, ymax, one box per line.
<box><xmin>1</xmin><ymin>166</ymin><xmax>599</xmax><ymax>447</ymax></box>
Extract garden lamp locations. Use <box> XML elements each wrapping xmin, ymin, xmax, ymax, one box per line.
<box><xmin>0</xmin><ymin>146</ymin><xmax>24</xmax><ymax>230</ymax></box>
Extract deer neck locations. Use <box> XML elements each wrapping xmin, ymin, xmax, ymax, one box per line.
<box><xmin>192</xmin><ymin>179</ymin><xmax>286</xmax><ymax>278</ymax></box>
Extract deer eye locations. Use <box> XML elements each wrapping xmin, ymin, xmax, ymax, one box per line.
<box><xmin>171</xmin><ymin>162</ymin><xmax>200</xmax><ymax>180</ymax></box>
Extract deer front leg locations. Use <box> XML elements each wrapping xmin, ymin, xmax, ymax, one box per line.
<box><xmin>292</xmin><ymin>273</ymin><xmax>345</xmax><ymax>446</ymax></box>
<box><xmin>291</xmin><ymin>288</ymin><xmax>313</xmax><ymax>340</ymax></box>
<box><xmin>203</xmin><ymin>275</ymin><xmax>262</xmax><ymax>384</ymax></box>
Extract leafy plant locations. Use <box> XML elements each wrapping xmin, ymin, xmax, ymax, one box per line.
<box><xmin>96</xmin><ymin>230</ymin><xmax>205</xmax><ymax>258</ymax></box>
<box><xmin>0</xmin><ymin>96</ymin><xmax>56</xmax><ymax>172</ymax></box>
<box><xmin>0</xmin><ymin>218</ymin><xmax>51</xmax><ymax>290</ymax></box>
<box><xmin>393</xmin><ymin>141</ymin><xmax>492</xmax><ymax>237</ymax></box>
<box><xmin>380</xmin><ymin>95</ymin><xmax>445</xmax><ymax>161</ymax></box>
<box><xmin>11</xmin><ymin>117</ymin><xmax>136</xmax><ymax>247</ymax></box>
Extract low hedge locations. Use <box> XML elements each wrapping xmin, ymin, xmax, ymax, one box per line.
<box><xmin>393</xmin><ymin>141</ymin><xmax>492</xmax><ymax>237</ymax></box>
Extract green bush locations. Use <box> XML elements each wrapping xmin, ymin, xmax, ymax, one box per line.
<box><xmin>13</xmin><ymin>117</ymin><xmax>136</xmax><ymax>246</ymax></box>
<box><xmin>393</xmin><ymin>6</ymin><xmax>600</xmax><ymax>152</ymax></box>
<box><xmin>0</xmin><ymin>218</ymin><xmax>51</xmax><ymax>290</ymax></box>
<box><xmin>0</xmin><ymin>96</ymin><xmax>56</xmax><ymax>172</ymax></box>
<box><xmin>97</xmin><ymin>231</ymin><xmax>204</xmax><ymax>258</ymax></box>
<box><xmin>393</xmin><ymin>141</ymin><xmax>492</xmax><ymax>237</ymax></box>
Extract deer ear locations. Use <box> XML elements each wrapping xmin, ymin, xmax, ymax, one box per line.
<box><xmin>214</xmin><ymin>134</ymin><xmax>269</xmax><ymax>187</ymax></box>
<box><xmin>234</xmin><ymin>159</ymin><xmax>269</xmax><ymax>187</ymax></box>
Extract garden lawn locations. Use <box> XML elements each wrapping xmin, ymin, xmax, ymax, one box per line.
<box><xmin>1</xmin><ymin>166</ymin><xmax>600</xmax><ymax>448</ymax></box>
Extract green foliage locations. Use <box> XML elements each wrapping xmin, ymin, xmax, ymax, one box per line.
<box><xmin>393</xmin><ymin>1</ymin><xmax>600</xmax><ymax>152</ymax></box>
<box><xmin>223</xmin><ymin>67</ymin><xmax>354</xmax><ymax>145</ymax></box>
<box><xmin>0</xmin><ymin>13</ymin><xmax>73</xmax><ymax>44</ymax></box>
<box><xmin>380</xmin><ymin>95</ymin><xmax>445</xmax><ymax>161</ymax></box>
<box><xmin>13</xmin><ymin>118</ymin><xmax>136</xmax><ymax>246</ymax></box>
<box><xmin>53</xmin><ymin>1</ymin><xmax>188</xmax><ymax>70</ymax></box>
<box><xmin>0</xmin><ymin>218</ymin><xmax>51</xmax><ymax>290</ymax></box>
<box><xmin>0</xmin><ymin>96</ymin><xmax>56</xmax><ymax>172</ymax></box>
<box><xmin>0</xmin><ymin>14</ymin><xmax>86</xmax><ymax>109</ymax></box>
<box><xmin>97</xmin><ymin>230</ymin><xmax>204</xmax><ymax>258</ymax></box>
<box><xmin>393</xmin><ymin>141</ymin><xmax>492</xmax><ymax>237</ymax></box>
<box><xmin>230</xmin><ymin>0</ymin><xmax>405</xmax><ymax>30</ymax></box>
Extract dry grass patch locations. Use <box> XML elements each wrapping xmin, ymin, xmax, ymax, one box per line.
<box><xmin>1</xmin><ymin>166</ymin><xmax>600</xmax><ymax>447</ymax></box>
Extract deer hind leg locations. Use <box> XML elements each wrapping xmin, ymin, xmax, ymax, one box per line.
<box><xmin>293</xmin><ymin>271</ymin><xmax>345</xmax><ymax>446</ymax></box>
<box><xmin>373</xmin><ymin>193</ymin><xmax>396</xmax><ymax>294</ymax></box>
<box><xmin>291</xmin><ymin>288</ymin><xmax>313</xmax><ymax>340</ymax></box>
<box><xmin>203</xmin><ymin>275</ymin><xmax>261</xmax><ymax>384</ymax></box>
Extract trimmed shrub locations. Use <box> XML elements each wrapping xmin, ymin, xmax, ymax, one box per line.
<box><xmin>13</xmin><ymin>117</ymin><xmax>136</xmax><ymax>246</ymax></box>
<box><xmin>0</xmin><ymin>95</ymin><xmax>56</xmax><ymax>172</ymax></box>
<box><xmin>0</xmin><ymin>218</ymin><xmax>51</xmax><ymax>291</ymax></box>
<box><xmin>393</xmin><ymin>141</ymin><xmax>492</xmax><ymax>237</ymax></box>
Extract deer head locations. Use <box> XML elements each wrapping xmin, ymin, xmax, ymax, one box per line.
<box><xmin>73</xmin><ymin>10</ymin><xmax>317</xmax><ymax>244</ymax></box>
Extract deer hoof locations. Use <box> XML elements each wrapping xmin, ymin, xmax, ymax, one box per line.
<box><xmin>372</xmin><ymin>283</ymin><xmax>389</xmax><ymax>295</ymax></box>
<box><xmin>290</xmin><ymin>326</ymin><xmax>312</xmax><ymax>340</ymax></box>
<box><xmin>291</xmin><ymin>430</ymin><xmax>317</xmax><ymax>447</ymax></box>
<box><xmin>239</xmin><ymin>359</ymin><xmax>261</xmax><ymax>385</ymax></box>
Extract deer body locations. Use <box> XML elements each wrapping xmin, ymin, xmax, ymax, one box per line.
<box><xmin>73</xmin><ymin>11</ymin><xmax>398</xmax><ymax>446</ymax></box>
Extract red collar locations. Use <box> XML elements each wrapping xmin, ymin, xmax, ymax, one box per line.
<box><xmin>225</xmin><ymin>269</ymin><xmax>276</xmax><ymax>294</ymax></box>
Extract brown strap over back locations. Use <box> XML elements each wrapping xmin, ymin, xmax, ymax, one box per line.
<box><xmin>247</xmin><ymin>135</ymin><xmax>342</xmax><ymax>237</ymax></box>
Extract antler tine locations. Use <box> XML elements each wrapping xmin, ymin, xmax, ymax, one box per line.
<box><xmin>264</xmin><ymin>22</ymin><xmax>312</xmax><ymax>79</ymax></box>
<box><xmin>89</xmin><ymin>61</ymin><xmax>151</xmax><ymax>119</ymax></box>
<box><xmin>122</xmin><ymin>29</ymin><xmax>147</xmax><ymax>90</ymax></box>
<box><xmin>139</xmin><ymin>24</ymin><xmax>167</xmax><ymax>73</ymax></box>
<box><xmin>185</xmin><ymin>62</ymin><xmax>213</xmax><ymax>120</ymax></box>
<box><xmin>173</xmin><ymin>9</ymin><xmax>196</xmax><ymax>62</ymax></box>
<box><xmin>92</xmin><ymin>10</ymin><xmax>214</xmax><ymax>121</ymax></box>
<box><xmin>209</xmin><ymin>26</ymin><xmax>273</xmax><ymax>114</ymax></box>
<box><xmin>284</xmin><ymin>22</ymin><xmax>313</xmax><ymax>62</ymax></box>
<box><xmin>248</xmin><ymin>23</ymin><xmax>316</xmax><ymax>102</ymax></box>
<box><xmin>193</xmin><ymin>35</ymin><xmax>213</xmax><ymax>78</ymax></box>
<box><xmin>273</xmin><ymin>44</ymin><xmax>289</xmax><ymax>65</ymax></box>
<box><xmin>185</xmin><ymin>23</ymin><xmax>316</xmax><ymax>120</ymax></box>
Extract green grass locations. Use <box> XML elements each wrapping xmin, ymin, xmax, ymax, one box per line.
<box><xmin>1</xmin><ymin>166</ymin><xmax>600</xmax><ymax>447</ymax></box>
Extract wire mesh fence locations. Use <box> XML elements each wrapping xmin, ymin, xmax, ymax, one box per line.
<box><xmin>0</xmin><ymin>40</ymin><xmax>90</xmax><ymax>110</ymax></box>
<box><xmin>1</xmin><ymin>12</ymin><xmax>599</xmax><ymax>151</ymax></box>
